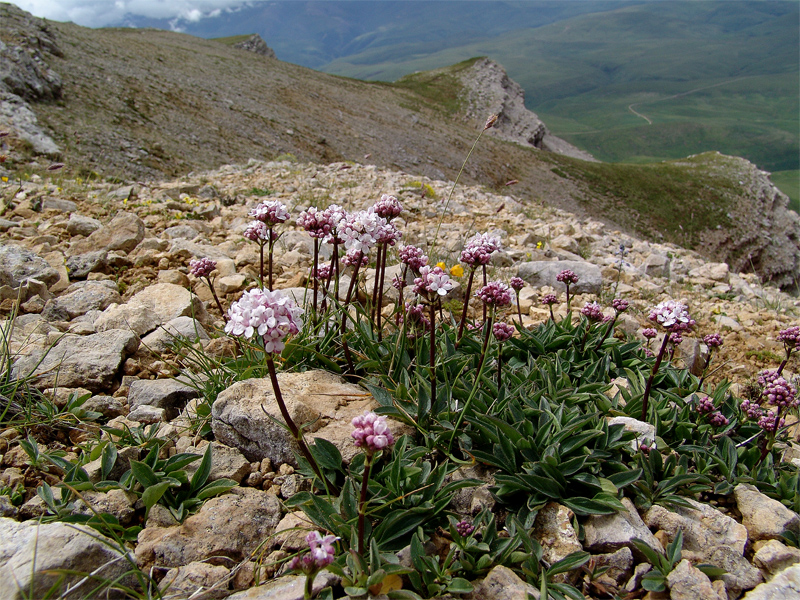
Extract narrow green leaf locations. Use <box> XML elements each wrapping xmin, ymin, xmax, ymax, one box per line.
<box><xmin>446</xmin><ymin>578</ymin><xmax>473</xmax><ymax>594</ymax></box>
<box><xmin>190</xmin><ymin>445</ymin><xmax>213</xmax><ymax>493</ymax></box>
<box><xmin>130</xmin><ymin>460</ymin><xmax>160</xmax><ymax>488</ymax></box>
<box><xmin>311</xmin><ymin>437</ymin><xmax>343</xmax><ymax>472</ymax></box>
<box><xmin>547</xmin><ymin>551</ymin><xmax>590</xmax><ymax>576</ymax></box>
<box><xmin>196</xmin><ymin>478</ymin><xmax>237</xmax><ymax>500</ymax></box>
<box><xmin>142</xmin><ymin>481</ymin><xmax>171</xmax><ymax>512</ymax></box>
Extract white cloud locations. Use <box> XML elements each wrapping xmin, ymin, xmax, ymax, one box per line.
<box><xmin>8</xmin><ymin>0</ymin><xmax>254</xmax><ymax>28</ymax></box>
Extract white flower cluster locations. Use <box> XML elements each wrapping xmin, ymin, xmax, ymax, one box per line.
<box><xmin>225</xmin><ymin>288</ymin><xmax>303</xmax><ymax>353</ymax></box>
<box><xmin>648</xmin><ymin>300</ymin><xmax>695</xmax><ymax>332</ymax></box>
<box><xmin>339</xmin><ymin>209</ymin><xmax>388</xmax><ymax>256</ymax></box>
<box><xmin>413</xmin><ymin>265</ymin><xmax>455</xmax><ymax>298</ymax></box>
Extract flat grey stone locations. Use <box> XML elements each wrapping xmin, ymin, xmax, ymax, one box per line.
<box><xmin>0</xmin><ymin>243</ymin><xmax>59</xmax><ymax>288</ymax></box>
<box><xmin>516</xmin><ymin>259</ymin><xmax>602</xmax><ymax>294</ymax></box>
<box><xmin>12</xmin><ymin>329</ymin><xmax>139</xmax><ymax>392</ymax></box>
<box><xmin>128</xmin><ymin>378</ymin><xmax>200</xmax><ymax>420</ymax></box>
<box><xmin>0</xmin><ymin>516</ymin><xmax>133</xmax><ymax>600</ymax></box>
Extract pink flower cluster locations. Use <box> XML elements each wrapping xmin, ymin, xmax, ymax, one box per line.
<box><xmin>413</xmin><ymin>265</ymin><xmax>455</xmax><ymax>298</ymax></box>
<box><xmin>510</xmin><ymin>277</ymin><xmax>525</xmax><ymax>291</ymax></box>
<box><xmin>399</xmin><ymin>245</ymin><xmax>429</xmax><ymax>271</ymax></box>
<box><xmin>374</xmin><ymin>221</ymin><xmax>402</xmax><ymax>246</ymax></box>
<box><xmin>243</xmin><ymin>221</ymin><xmax>271</xmax><ymax>242</ymax></box>
<box><xmin>189</xmin><ymin>257</ymin><xmax>216</xmax><ymax>278</ymax></box>
<box><xmin>611</xmin><ymin>298</ymin><xmax>629</xmax><ymax>312</ymax></box>
<box><xmin>289</xmin><ymin>531</ymin><xmax>338</xmax><ymax>573</ymax></box>
<box><xmin>492</xmin><ymin>322</ymin><xmax>514</xmax><ymax>342</ymax></box>
<box><xmin>297</xmin><ymin>206</ymin><xmax>336</xmax><ymax>239</ymax></box>
<box><xmin>740</xmin><ymin>399</ymin><xmax>763</xmax><ymax>421</ymax></box>
<box><xmin>642</xmin><ymin>328</ymin><xmax>658</xmax><ymax>340</ymax></box>
<box><xmin>541</xmin><ymin>293</ymin><xmax>559</xmax><ymax>306</ymax></box>
<box><xmin>372</xmin><ymin>194</ymin><xmax>403</xmax><ymax>220</ymax></box>
<box><xmin>648</xmin><ymin>300</ymin><xmax>695</xmax><ymax>333</ymax></box>
<box><xmin>404</xmin><ymin>302</ymin><xmax>431</xmax><ymax>334</ymax></box>
<box><xmin>708</xmin><ymin>412</ymin><xmax>729</xmax><ymax>427</ymax></box>
<box><xmin>249</xmin><ymin>200</ymin><xmax>289</xmax><ymax>225</ymax></box>
<box><xmin>556</xmin><ymin>269</ymin><xmax>579</xmax><ymax>285</ymax></box>
<box><xmin>475</xmin><ymin>281</ymin><xmax>512</xmax><ymax>307</ymax></box>
<box><xmin>778</xmin><ymin>326</ymin><xmax>800</xmax><ymax>349</ymax></box>
<box><xmin>758</xmin><ymin>412</ymin><xmax>784</xmax><ymax>432</ymax></box>
<box><xmin>761</xmin><ymin>376</ymin><xmax>797</xmax><ymax>408</ymax></box>
<box><xmin>455</xmin><ymin>519</ymin><xmax>475</xmax><ymax>537</ymax></box>
<box><xmin>580</xmin><ymin>301</ymin><xmax>605</xmax><ymax>322</ymax></box>
<box><xmin>343</xmin><ymin>250</ymin><xmax>369</xmax><ymax>268</ymax></box>
<box><xmin>460</xmin><ymin>233</ymin><xmax>502</xmax><ymax>267</ymax></box>
<box><xmin>224</xmin><ymin>288</ymin><xmax>303</xmax><ymax>353</ymax></box>
<box><xmin>703</xmin><ymin>333</ymin><xmax>724</xmax><ymax>348</ymax></box>
<box><xmin>696</xmin><ymin>396</ymin><xmax>715</xmax><ymax>414</ymax></box>
<box><xmin>351</xmin><ymin>411</ymin><xmax>395</xmax><ymax>453</ymax></box>
<box><xmin>313</xmin><ymin>264</ymin><xmax>331</xmax><ymax>281</ymax></box>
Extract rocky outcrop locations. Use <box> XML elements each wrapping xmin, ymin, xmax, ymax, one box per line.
<box><xmin>693</xmin><ymin>154</ymin><xmax>800</xmax><ymax>291</ymax></box>
<box><xmin>233</xmin><ymin>34</ymin><xmax>276</xmax><ymax>59</ymax></box>
<box><xmin>456</xmin><ymin>57</ymin><xmax>596</xmax><ymax>162</ymax></box>
<box><xmin>0</xmin><ymin>3</ymin><xmax>62</xmax><ymax>155</ymax></box>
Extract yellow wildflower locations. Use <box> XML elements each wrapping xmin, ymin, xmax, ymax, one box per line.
<box><xmin>436</xmin><ymin>261</ymin><xmax>447</xmax><ymax>270</ymax></box>
<box><xmin>536</xmin><ymin>241</ymin><xmax>543</xmax><ymax>249</ymax></box>
<box><xmin>1</xmin><ymin>176</ymin><xmax>7</xmax><ymax>183</ymax></box>
<box><xmin>449</xmin><ymin>264</ymin><xmax>464</xmax><ymax>277</ymax></box>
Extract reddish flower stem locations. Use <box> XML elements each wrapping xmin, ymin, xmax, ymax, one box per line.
<box><xmin>641</xmin><ymin>334</ymin><xmax>671</xmax><ymax>421</ymax></box>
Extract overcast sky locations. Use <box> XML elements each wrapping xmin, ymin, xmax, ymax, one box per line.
<box><xmin>9</xmin><ymin>0</ymin><xmax>254</xmax><ymax>28</ymax></box>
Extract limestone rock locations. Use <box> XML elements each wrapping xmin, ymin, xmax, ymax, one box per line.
<box><xmin>183</xmin><ymin>442</ymin><xmax>251</xmax><ymax>484</ymax></box>
<box><xmin>70</xmin><ymin>212</ymin><xmax>145</xmax><ymax>255</ymax></box>
<box><xmin>212</xmin><ymin>370</ymin><xmax>376</xmax><ymax>465</ymax></box>
<box><xmin>159</xmin><ymin>561</ymin><xmax>231</xmax><ymax>600</ymax></box>
<box><xmin>65</xmin><ymin>250</ymin><xmax>108</xmax><ymax>279</ymax></box>
<box><xmin>211</xmin><ymin>376</ymin><xmax>324</xmax><ymax>465</ymax></box>
<box><xmin>43</xmin><ymin>280</ymin><xmax>120</xmax><ymax>319</ymax></box>
<box><xmin>0</xmin><ymin>244</ymin><xmax>59</xmax><ymax>289</ymax></box>
<box><xmin>0</xmin><ymin>516</ymin><xmax>133</xmax><ymax>600</ymax></box>
<box><xmin>140</xmin><ymin>316</ymin><xmax>210</xmax><ymax>353</ymax></box>
<box><xmin>517</xmin><ymin>260</ymin><xmax>602</xmax><ymax>295</ymax></box>
<box><xmin>590</xmin><ymin>547</ymin><xmax>634</xmax><ymax>588</ymax></box>
<box><xmin>741</xmin><ymin>563</ymin><xmax>800</xmax><ymax>600</ymax></box>
<box><xmin>584</xmin><ymin>497</ymin><xmax>664</xmax><ymax>559</ymax></box>
<box><xmin>641</xmin><ymin>254</ymin><xmax>671</xmax><ymax>278</ymax></box>
<box><xmin>66</xmin><ymin>213</ymin><xmax>102</xmax><ymax>237</ymax></box>
<box><xmin>273</xmin><ymin>511</ymin><xmax>318</xmax><ymax>551</ymax></box>
<box><xmin>456</xmin><ymin>57</ymin><xmax>593</xmax><ymax>162</ymax></box>
<box><xmin>74</xmin><ymin>489</ymin><xmax>137</xmax><ymax>526</ymax></box>
<box><xmin>753</xmin><ymin>540</ymin><xmax>800</xmax><ymax>579</ymax></box>
<box><xmin>666</xmin><ymin>559</ymin><xmax>725</xmax><ymax>600</ymax></box>
<box><xmin>128</xmin><ymin>378</ymin><xmax>200</xmax><ymax>420</ymax></box>
<box><xmin>532</xmin><ymin>503</ymin><xmax>583</xmax><ymax>568</ymax></box>
<box><xmin>135</xmin><ymin>488</ymin><xmax>281</xmax><ymax>568</ymax></box>
<box><xmin>12</xmin><ymin>329</ymin><xmax>139</xmax><ymax>392</ymax></box>
<box><xmin>128</xmin><ymin>282</ymin><xmax>209</xmax><ymax>326</ymax></box>
<box><xmin>225</xmin><ymin>572</ymin><xmax>338</xmax><ymax>600</ymax></box>
<box><xmin>734</xmin><ymin>483</ymin><xmax>800</xmax><ymax>541</ymax></box>
<box><xmin>607</xmin><ymin>416</ymin><xmax>656</xmax><ymax>451</ymax></box>
<box><xmin>233</xmin><ymin>34</ymin><xmax>276</xmax><ymax>58</ymax></box>
<box><xmin>465</xmin><ymin>564</ymin><xmax>540</xmax><ymax>600</ymax></box>
<box><xmin>0</xmin><ymin>91</ymin><xmax>59</xmax><ymax>154</ymax></box>
<box><xmin>644</xmin><ymin>499</ymin><xmax>748</xmax><ymax>558</ymax></box>
<box><xmin>94</xmin><ymin>302</ymin><xmax>161</xmax><ymax>336</ymax></box>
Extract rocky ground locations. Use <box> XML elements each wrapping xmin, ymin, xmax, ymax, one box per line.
<box><xmin>0</xmin><ymin>158</ymin><xmax>798</xmax><ymax>599</ymax></box>
<box><xmin>2</xmin><ymin>2</ymin><xmax>799</xmax><ymax>292</ymax></box>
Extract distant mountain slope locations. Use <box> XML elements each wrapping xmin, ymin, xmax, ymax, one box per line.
<box><xmin>1</xmin><ymin>3</ymin><xmax>797</xmax><ymax>289</ymax></box>
<box><xmin>120</xmin><ymin>1</ymin><xmax>798</xmax><ymax>205</ymax></box>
